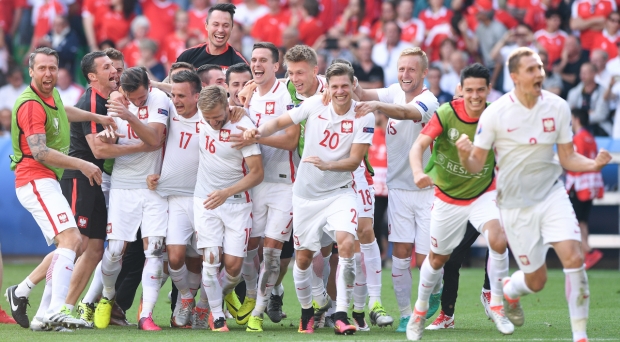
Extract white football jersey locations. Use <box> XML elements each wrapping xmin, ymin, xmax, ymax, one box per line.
<box><xmin>290</xmin><ymin>75</ymin><xmax>327</xmax><ymax>102</ymax></box>
<box><xmin>473</xmin><ymin>90</ymin><xmax>573</xmax><ymax>209</ymax></box>
<box><xmin>156</xmin><ymin>109</ymin><xmax>202</xmax><ymax>197</ymax></box>
<box><xmin>377</xmin><ymin>85</ymin><xmax>439</xmax><ymax>191</ymax></box>
<box><xmin>111</xmin><ymin>87</ymin><xmax>171</xmax><ymax>189</ymax></box>
<box><xmin>289</xmin><ymin>96</ymin><xmax>375</xmax><ymax>200</ymax></box>
<box><xmin>194</xmin><ymin>116</ymin><xmax>261</xmax><ymax>203</ymax></box>
<box><xmin>248</xmin><ymin>80</ymin><xmax>296</xmax><ymax>183</ymax></box>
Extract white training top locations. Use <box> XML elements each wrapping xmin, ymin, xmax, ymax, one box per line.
<box><xmin>289</xmin><ymin>96</ymin><xmax>375</xmax><ymax>200</ymax></box>
<box><xmin>377</xmin><ymin>85</ymin><xmax>439</xmax><ymax>191</ymax></box>
<box><xmin>156</xmin><ymin>109</ymin><xmax>202</xmax><ymax>197</ymax></box>
<box><xmin>194</xmin><ymin>116</ymin><xmax>261</xmax><ymax>203</ymax></box>
<box><xmin>248</xmin><ymin>80</ymin><xmax>296</xmax><ymax>184</ymax></box>
<box><xmin>111</xmin><ymin>87</ymin><xmax>171</xmax><ymax>189</ymax></box>
<box><xmin>473</xmin><ymin>90</ymin><xmax>573</xmax><ymax>209</ymax></box>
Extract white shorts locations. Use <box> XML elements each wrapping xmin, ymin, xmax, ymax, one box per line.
<box><xmin>356</xmin><ymin>182</ymin><xmax>375</xmax><ymax>219</ymax></box>
<box><xmin>292</xmin><ymin>192</ymin><xmax>358</xmax><ymax>252</ymax></box>
<box><xmin>320</xmin><ymin>232</ymin><xmax>335</xmax><ymax>248</ymax></box>
<box><xmin>250</xmin><ymin>182</ymin><xmax>293</xmax><ymax>242</ymax></box>
<box><xmin>387</xmin><ymin>188</ymin><xmax>433</xmax><ymax>255</ymax></box>
<box><xmin>107</xmin><ymin>188</ymin><xmax>168</xmax><ymax>242</ymax></box>
<box><xmin>500</xmin><ymin>185</ymin><xmax>581</xmax><ymax>273</ymax></box>
<box><xmin>166</xmin><ymin>195</ymin><xmax>195</xmax><ymax>246</ymax></box>
<box><xmin>194</xmin><ymin>197</ymin><xmax>253</xmax><ymax>258</ymax></box>
<box><xmin>16</xmin><ymin>178</ymin><xmax>77</xmax><ymax>246</ymax></box>
<box><xmin>430</xmin><ymin>190</ymin><xmax>500</xmax><ymax>255</ymax></box>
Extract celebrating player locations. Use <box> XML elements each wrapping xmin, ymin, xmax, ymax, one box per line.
<box><xmin>458</xmin><ymin>47</ymin><xmax>611</xmax><ymax>342</ymax></box>
<box><xmin>243</xmin><ymin>62</ymin><xmax>375</xmax><ymax>335</ymax></box>
<box><xmin>405</xmin><ymin>64</ymin><xmax>513</xmax><ymax>340</ymax></box>
<box><xmin>194</xmin><ymin>85</ymin><xmax>264</xmax><ymax>332</ymax></box>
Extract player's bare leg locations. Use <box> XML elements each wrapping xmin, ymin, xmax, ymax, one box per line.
<box><xmin>168</xmin><ymin>244</ymin><xmax>195</xmax><ymax>327</ymax></box>
<box><xmin>332</xmin><ymin>231</ymin><xmax>357</xmax><ymax>335</ymax></box>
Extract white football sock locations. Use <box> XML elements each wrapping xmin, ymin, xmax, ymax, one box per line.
<box><xmin>336</xmin><ymin>257</ymin><xmax>355</xmax><ymax>312</ymax></box>
<box><xmin>293</xmin><ymin>262</ymin><xmax>313</xmax><ymax>309</ymax></box>
<box><xmin>35</xmin><ymin>281</ymin><xmax>52</xmax><ymax>319</ymax></box>
<box><xmin>82</xmin><ymin>262</ymin><xmax>103</xmax><ymax>304</ymax></box>
<box><xmin>415</xmin><ymin>257</ymin><xmax>442</xmax><ymax>313</ymax></box>
<box><xmin>504</xmin><ymin>270</ymin><xmax>534</xmax><ymax>299</ymax></box>
<box><xmin>202</xmin><ymin>261</ymin><xmax>223</xmax><ymax>319</ymax></box>
<box><xmin>15</xmin><ymin>277</ymin><xmax>36</xmax><ymax>298</ymax></box>
<box><xmin>169</xmin><ymin>264</ymin><xmax>192</xmax><ymax>300</ymax></box>
<box><xmin>46</xmin><ymin>248</ymin><xmax>76</xmax><ymax>315</ymax></box>
<box><xmin>564</xmin><ymin>265</ymin><xmax>589</xmax><ymax>342</ymax></box>
<box><xmin>188</xmin><ymin>271</ymin><xmax>201</xmax><ymax>297</ymax></box>
<box><xmin>141</xmin><ymin>250</ymin><xmax>163</xmax><ymax>318</ymax></box>
<box><xmin>360</xmin><ymin>239</ymin><xmax>382</xmax><ymax>307</ymax></box>
<box><xmin>101</xmin><ymin>249</ymin><xmax>122</xmax><ymax>299</ymax></box>
<box><xmin>488</xmin><ymin>249</ymin><xmax>509</xmax><ymax>306</ymax></box>
<box><xmin>353</xmin><ymin>253</ymin><xmax>367</xmax><ymax>311</ymax></box>
<box><xmin>392</xmin><ymin>256</ymin><xmax>412</xmax><ymax>317</ymax></box>
<box><xmin>253</xmin><ymin>247</ymin><xmax>281</xmax><ymax>316</ymax></box>
<box><xmin>221</xmin><ymin>270</ymin><xmax>242</xmax><ymax>296</ymax></box>
<box><xmin>322</xmin><ymin>253</ymin><xmax>331</xmax><ymax>288</ymax></box>
<box><xmin>271</xmin><ymin>283</ymin><xmax>284</xmax><ymax>296</ymax></box>
<box><xmin>242</xmin><ymin>248</ymin><xmax>259</xmax><ymax>299</ymax></box>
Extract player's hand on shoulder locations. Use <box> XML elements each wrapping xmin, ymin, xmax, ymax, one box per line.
<box><xmin>321</xmin><ymin>88</ymin><xmax>331</xmax><ymax>105</ymax></box>
<box><xmin>146</xmin><ymin>174</ymin><xmax>160</xmax><ymax>190</ymax></box>
<box><xmin>238</xmin><ymin>80</ymin><xmax>257</xmax><ymax>108</ymax></box>
<box><xmin>354</xmin><ymin>101</ymin><xmax>378</xmax><ymax>118</ymax></box>
<box><xmin>107</xmin><ymin>99</ymin><xmax>133</xmax><ymax>121</ymax></box>
<box><xmin>229</xmin><ymin>106</ymin><xmax>247</xmax><ymax>123</ymax></box>
<box><xmin>232</xmin><ymin>126</ymin><xmax>257</xmax><ymax>150</ymax></box>
<box><xmin>204</xmin><ymin>189</ymin><xmax>230</xmax><ymax>210</ymax></box>
<box><xmin>243</xmin><ymin>127</ymin><xmax>260</xmax><ymax>141</ymax></box>
<box><xmin>80</xmin><ymin>161</ymin><xmax>103</xmax><ymax>186</ymax></box>
<box><xmin>594</xmin><ymin>148</ymin><xmax>612</xmax><ymax>171</ymax></box>
<box><xmin>302</xmin><ymin>156</ymin><xmax>331</xmax><ymax>171</ymax></box>
<box><xmin>413</xmin><ymin>172</ymin><xmax>434</xmax><ymax>189</ymax></box>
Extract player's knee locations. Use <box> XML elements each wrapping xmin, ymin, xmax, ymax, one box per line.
<box><xmin>106</xmin><ymin>239</ymin><xmax>125</xmax><ymax>262</ymax></box>
<box><xmin>247</xmin><ymin>237</ymin><xmax>260</xmax><ymax>251</ymax></box>
<box><xmin>428</xmin><ymin>252</ymin><xmax>449</xmax><ymax>270</ymax></box>
<box><xmin>563</xmin><ymin>252</ymin><xmax>585</xmax><ymax>270</ymax></box>
<box><xmin>525</xmin><ymin>270</ymin><xmax>547</xmax><ymax>292</ymax></box>
<box><xmin>144</xmin><ymin>237</ymin><xmax>165</xmax><ymax>258</ymax></box>
<box><xmin>168</xmin><ymin>253</ymin><xmax>184</xmax><ymax>270</ymax></box>
<box><xmin>392</xmin><ymin>243</ymin><xmax>412</xmax><ymax>259</ymax></box>
<box><xmin>202</xmin><ymin>247</ymin><xmax>220</xmax><ymax>266</ymax></box>
<box><xmin>295</xmin><ymin>251</ymin><xmax>313</xmax><ymax>270</ymax></box>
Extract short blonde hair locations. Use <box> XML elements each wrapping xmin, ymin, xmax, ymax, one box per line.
<box><xmin>507</xmin><ymin>47</ymin><xmax>536</xmax><ymax>74</ymax></box>
<box><xmin>284</xmin><ymin>44</ymin><xmax>318</xmax><ymax>67</ymax></box>
<box><xmin>399</xmin><ymin>47</ymin><xmax>428</xmax><ymax>70</ymax></box>
<box><xmin>198</xmin><ymin>85</ymin><xmax>228</xmax><ymax>114</ymax></box>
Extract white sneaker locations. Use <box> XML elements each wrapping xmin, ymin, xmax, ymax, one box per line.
<box><xmin>489</xmin><ymin>305</ymin><xmax>514</xmax><ymax>335</ymax></box>
<box><xmin>425</xmin><ymin>311</ymin><xmax>454</xmax><ymax>330</ymax></box>
<box><xmin>43</xmin><ymin>312</ymin><xmax>86</xmax><ymax>329</ymax></box>
<box><xmin>30</xmin><ymin>317</ymin><xmax>52</xmax><ymax>331</ymax></box>
<box><xmin>480</xmin><ymin>289</ymin><xmax>492</xmax><ymax>320</ymax></box>
<box><xmin>405</xmin><ymin>309</ymin><xmax>427</xmax><ymax>341</ymax></box>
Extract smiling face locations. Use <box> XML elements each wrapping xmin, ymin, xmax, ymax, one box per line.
<box><xmin>227</xmin><ymin>70</ymin><xmax>252</xmax><ymax>106</ymax></box>
<box><xmin>397</xmin><ymin>55</ymin><xmax>427</xmax><ymax>94</ymax></box>
<box><xmin>202</xmin><ymin>103</ymin><xmax>229</xmax><ymax>130</ymax></box>
<box><xmin>124</xmin><ymin>85</ymin><xmax>149</xmax><ymax>107</ymax></box>
<box><xmin>327</xmin><ymin>74</ymin><xmax>353</xmax><ymax>108</ymax></box>
<box><xmin>461</xmin><ymin>77</ymin><xmax>489</xmax><ymax>116</ymax></box>
<box><xmin>171</xmin><ymin>81</ymin><xmax>199</xmax><ymax>117</ymax></box>
<box><xmin>511</xmin><ymin>54</ymin><xmax>545</xmax><ymax>98</ymax></box>
<box><xmin>110</xmin><ymin>59</ymin><xmax>124</xmax><ymax>91</ymax></box>
<box><xmin>29</xmin><ymin>53</ymin><xmax>58</xmax><ymax>98</ymax></box>
<box><xmin>251</xmin><ymin>48</ymin><xmax>278</xmax><ymax>86</ymax></box>
<box><xmin>286</xmin><ymin>60</ymin><xmax>318</xmax><ymax>96</ymax></box>
<box><xmin>206</xmin><ymin>10</ymin><xmax>233</xmax><ymax>49</ymax></box>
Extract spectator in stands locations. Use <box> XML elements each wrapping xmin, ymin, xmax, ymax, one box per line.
<box><xmin>440</xmin><ymin>50</ymin><xmax>467</xmax><ymax>95</ymax></box>
<box><xmin>369</xmin><ymin>0</ymin><xmax>396</xmax><ymax>43</ymax></box>
<box><xmin>82</xmin><ymin>0</ymin><xmax>110</xmax><ymax>52</ymax></box>
<box><xmin>0</xmin><ymin>66</ymin><xmax>26</xmax><ymax>110</ymax></box>
<box><xmin>162</xmin><ymin>11</ymin><xmax>191</xmax><ymax>70</ymax></box>
<box><xmin>431</xmin><ymin>38</ymin><xmax>456</xmax><ymax>74</ymax></box>
<box><xmin>539</xmin><ymin>50</ymin><xmax>563</xmax><ymax>96</ymax></box>
<box><xmin>99</xmin><ymin>39</ymin><xmax>116</xmax><ymax>51</ymax></box>
<box><xmin>282</xmin><ymin>27</ymin><xmax>300</xmax><ymax>52</ymax></box>
<box><xmin>372</xmin><ymin>20</ymin><xmax>412</xmax><ymax>86</ymax></box>
<box><xmin>188</xmin><ymin>0</ymin><xmax>210</xmax><ymax>39</ymax></box>
<box><xmin>94</xmin><ymin>0</ymin><xmax>136</xmax><ymax>49</ymax></box>
<box><xmin>123</xmin><ymin>16</ymin><xmax>150</xmax><ymax>68</ymax></box>
<box><xmin>228</xmin><ymin>21</ymin><xmax>253</xmax><ymax>61</ymax></box>
<box><xmin>419</xmin><ymin>0</ymin><xmax>453</xmax><ymax>35</ymax></box>
<box><xmin>566</xmin><ymin>109</ymin><xmax>605</xmax><ymax>270</ymax></box>
<box><xmin>292</xmin><ymin>0</ymin><xmax>323</xmax><ymax>47</ymax></box>
<box><xmin>534</xmin><ymin>9</ymin><xmax>566</xmax><ymax>66</ymax></box>
<box><xmin>317</xmin><ymin>50</ymin><xmax>327</xmax><ymax>74</ymax></box>
<box><xmin>395</xmin><ymin>0</ymin><xmax>424</xmax><ymax>47</ymax></box>
<box><xmin>603</xmin><ymin>74</ymin><xmax>620</xmax><ymax>137</ymax></box>
<box><xmin>197</xmin><ymin>64</ymin><xmax>226</xmax><ymax>86</ymax></box>
<box><xmin>352</xmin><ymin>38</ymin><xmax>384</xmax><ymax>89</ymax></box>
<box><xmin>235</xmin><ymin>0</ymin><xmax>269</xmax><ymax>35</ymax></box>
<box><xmin>554</xmin><ymin>35</ymin><xmax>589</xmax><ymax>98</ymax></box>
<box><xmin>425</xmin><ymin>11</ymin><xmax>478</xmax><ymax>63</ymax></box>
<box><xmin>490</xmin><ymin>23</ymin><xmax>536</xmax><ymax>93</ymax></box>
<box><xmin>465</xmin><ymin>0</ymin><xmax>518</xmax><ymax>32</ymax></box>
<box><xmin>138</xmin><ymin>39</ymin><xmax>166</xmax><ymax>81</ymax></box>
<box><xmin>0</xmin><ymin>0</ymin><xmax>26</xmax><ymax>51</ymax></box>
<box><xmin>592</xmin><ymin>49</ymin><xmax>611</xmax><ymax>86</ymax></box>
<box><xmin>590</xmin><ymin>11</ymin><xmax>620</xmax><ymax>60</ymax></box>
<box><xmin>523</xmin><ymin>0</ymin><xmax>552</xmax><ymax>33</ymax></box>
<box><xmin>568</xmin><ymin>62</ymin><xmax>611</xmax><ymax>136</ymax></box>
<box><xmin>251</xmin><ymin>0</ymin><xmax>290</xmax><ymax>47</ymax></box>
<box><xmin>334</xmin><ymin>0</ymin><xmax>372</xmax><ymax>41</ymax></box>
<box><xmin>39</xmin><ymin>15</ymin><xmax>80</xmax><ymax>74</ymax></box>
<box><xmin>55</xmin><ymin>67</ymin><xmax>84</xmax><ymax>106</ymax></box>
<box><xmin>427</xmin><ymin>66</ymin><xmax>453</xmax><ymax>104</ymax></box>
<box><xmin>0</xmin><ymin>108</ymin><xmax>10</xmax><ymax>134</ymax></box>
<box><xmin>31</xmin><ymin>0</ymin><xmax>65</xmax><ymax>54</ymax></box>
<box><xmin>570</xmin><ymin>0</ymin><xmax>616</xmax><ymax>53</ymax></box>
<box><xmin>141</xmin><ymin>0</ymin><xmax>179</xmax><ymax>46</ymax></box>
<box><xmin>506</xmin><ymin>0</ymin><xmax>531</xmax><ymax>22</ymax></box>
<box><xmin>475</xmin><ymin>5</ymin><xmax>507</xmax><ymax>71</ymax></box>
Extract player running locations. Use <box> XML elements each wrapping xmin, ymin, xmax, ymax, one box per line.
<box><xmin>404</xmin><ymin>64</ymin><xmax>513</xmax><ymax>340</ymax></box>
<box><xmin>458</xmin><ymin>47</ymin><xmax>611</xmax><ymax>342</ymax></box>
<box><xmin>195</xmin><ymin>85</ymin><xmax>264</xmax><ymax>332</ymax></box>
<box><xmin>352</xmin><ymin>47</ymin><xmax>438</xmax><ymax>332</ymax></box>
<box><xmin>243</xmin><ymin>62</ymin><xmax>375</xmax><ymax>335</ymax></box>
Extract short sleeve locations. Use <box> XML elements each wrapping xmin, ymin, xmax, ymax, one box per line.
<box><xmin>353</xmin><ymin>113</ymin><xmax>375</xmax><ymax>145</ymax></box>
<box><xmin>473</xmin><ymin>107</ymin><xmax>497</xmax><ymax>150</ymax></box>
<box><xmin>17</xmin><ymin>101</ymin><xmax>47</xmax><ymax>137</ymax></box>
<box><xmin>147</xmin><ymin>93</ymin><xmax>171</xmax><ymax>126</ymax></box>
<box><xmin>420</xmin><ymin>113</ymin><xmax>443</xmax><ymax>139</ymax></box>
<box><xmin>411</xmin><ymin>90</ymin><xmax>439</xmax><ymax>123</ymax></box>
<box><xmin>556</xmin><ymin>101</ymin><xmax>573</xmax><ymax>144</ymax></box>
<box><xmin>241</xmin><ymin>143</ymin><xmax>262</xmax><ymax>157</ymax></box>
<box><xmin>376</xmin><ymin>84</ymin><xmax>396</xmax><ymax>103</ymax></box>
<box><xmin>288</xmin><ymin>99</ymin><xmax>313</xmax><ymax>124</ymax></box>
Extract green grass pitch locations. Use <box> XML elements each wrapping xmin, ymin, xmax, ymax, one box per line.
<box><xmin>1</xmin><ymin>263</ymin><xmax>619</xmax><ymax>341</ymax></box>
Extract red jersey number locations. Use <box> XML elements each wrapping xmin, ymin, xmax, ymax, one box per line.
<box><xmin>205</xmin><ymin>136</ymin><xmax>216</xmax><ymax>153</ymax></box>
<box><xmin>179</xmin><ymin>132</ymin><xmax>192</xmax><ymax>149</ymax></box>
<box><xmin>320</xmin><ymin>130</ymin><xmax>340</xmax><ymax>149</ymax></box>
<box><xmin>388</xmin><ymin>121</ymin><xmax>397</xmax><ymax>135</ymax></box>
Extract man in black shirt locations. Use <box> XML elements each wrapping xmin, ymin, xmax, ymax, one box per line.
<box><xmin>176</xmin><ymin>3</ymin><xmax>247</xmax><ymax>70</ymax></box>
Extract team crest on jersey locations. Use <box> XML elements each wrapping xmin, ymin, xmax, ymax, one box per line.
<box><xmin>519</xmin><ymin>255</ymin><xmax>530</xmax><ymax>266</ymax></box>
<box><xmin>448</xmin><ymin>128</ymin><xmax>460</xmax><ymax>141</ymax></box>
<box><xmin>542</xmin><ymin>118</ymin><xmax>555</xmax><ymax>132</ymax></box>
<box><xmin>78</xmin><ymin>216</ymin><xmax>88</xmax><ymax>229</ymax></box>
<box><xmin>138</xmin><ymin>106</ymin><xmax>149</xmax><ymax>120</ymax></box>
<box><xmin>58</xmin><ymin>213</ymin><xmax>69</xmax><ymax>224</ymax></box>
<box><xmin>430</xmin><ymin>237</ymin><xmax>438</xmax><ymax>248</ymax></box>
<box><xmin>265</xmin><ymin>101</ymin><xmax>275</xmax><ymax>115</ymax></box>
<box><xmin>106</xmin><ymin>223</ymin><xmax>113</xmax><ymax>234</ymax></box>
<box><xmin>341</xmin><ymin>120</ymin><xmax>354</xmax><ymax>133</ymax></box>
<box><xmin>220</xmin><ymin>129</ymin><xmax>231</xmax><ymax>142</ymax></box>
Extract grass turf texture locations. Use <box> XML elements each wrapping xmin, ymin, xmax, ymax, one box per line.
<box><xmin>0</xmin><ymin>264</ymin><xmax>619</xmax><ymax>341</ymax></box>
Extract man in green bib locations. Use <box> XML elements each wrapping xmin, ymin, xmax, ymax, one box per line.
<box><xmin>405</xmin><ymin>64</ymin><xmax>513</xmax><ymax>340</ymax></box>
<box><xmin>5</xmin><ymin>47</ymin><xmax>115</xmax><ymax>331</ymax></box>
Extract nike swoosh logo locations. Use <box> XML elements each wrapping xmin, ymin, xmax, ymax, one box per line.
<box><xmin>237</xmin><ymin>311</ymin><xmax>251</xmax><ymax>321</ymax></box>
<box><xmin>150</xmin><ymin>276</ymin><xmax>160</xmax><ymax>280</ymax></box>
<box><xmin>392</xmin><ymin>274</ymin><xmax>402</xmax><ymax>277</ymax></box>
<box><xmin>375</xmin><ymin>270</ymin><xmax>381</xmax><ymax>273</ymax></box>
<box><xmin>10</xmin><ymin>296</ymin><xmax>18</xmax><ymax>312</ymax></box>
<box><xmin>364</xmin><ymin>208</ymin><xmax>372</xmax><ymax>212</ymax></box>
<box><xmin>297</xmin><ymin>286</ymin><xmax>309</xmax><ymax>290</ymax></box>
<box><xmin>318</xmin><ymin>115</ymin><xmax>327</xmax><ymax>120</ymax></box>
<box><xmin>66</xmin><ymin>267</ymin><xmax>73</xmax><ymax>271</ymax></box>
<box><xmin>280</xmin><ymin>230</ymin><xmax>289</xmax><ymax>234</ymax></box>
<box><xmin>355</xmin><ymin>283</ymin><xmax>366</xmax><ymax>286</ymax></box>
<box><xmin>173</xmin><ymin>117</ymin><xmax>180</xmax><ymax>121</ymax></box>
<box><xmin>507</xmin><ymin>128</ymin><xmax>519</xmax><ymax>132</ymax></box>
<box><xmin>421</xmin><ymin>284</ymin><xmax>432</xmax><ymax>288</ymax></box>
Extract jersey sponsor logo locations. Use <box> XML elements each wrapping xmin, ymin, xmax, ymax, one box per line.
<box><xmin>542</xmin><ymin>118</ymin><xmax>555</xmax><ymax>132</ymax></box>
<box><xmin>219</xmin><ymin>129</ymin><xmax>231</xmax><ymax>142</ymax></box>
<box><xmin>341</xmin><ymin>120</ymin><xmax>354</xmax><ymax>133</ymax></box>
<box><xmin>431</xmin><ymin>236</ymin><xmax>438</xmax><ymax>248</ymax></box>
<box><xmin>106</xmin><ymin>223</ymin><xmax>113</xmax><ymax>234</ymax></box>
<box><xmin>158</xmin><ymin>108</ymin><xmax>169</xmax><ymax>116</ymax></box>
<box><xmin>519</xmin><ymin>255</ymin><xmax>530</xmax><ymax>266</ymax></box>
<box><xmin>53</xmin><ymin>118</ymin><xmax>60</xmax><ymax>136</ymax></box>
<box><xmin>138</xmin><ymin>106</ymin><xmax>149</xmax><ymax>120</ymax></box>
<box><xmin>78</xmin><ymin>216</ymin><xmax>88</xmax><ymax>229</ymax></box>
<box><xmin>416</xmin><ymin>101</ymin><xmax>428</xmax><ymax>112</ymax></box>
<box><xmin>57</xmin><ymin>213</ymin><xmax>69</xmax><ymax>224</ymax></box>
<box><xmin>363</xmin><ymin>127</ymin><xmax>374</xmax><ymax>133</ymax></box>
<box><xmin>265</xmin><ymin>101</ymin><xmax>275</xmax><ymax>114</ymax></box>
<box><xmin>448</xmin><ymin>128</ymin><xmax>459</xmax><ymax>141</ymax></box>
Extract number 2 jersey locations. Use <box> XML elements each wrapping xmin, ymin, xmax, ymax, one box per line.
<box><xmin>288</xmin><ymin>96</ymin><xmax>375</xmax><ymax>200</ymax></box>
<box><xmin>111</xmin><ymin>87</ymin><xmax>171</xmax><ymax>189</ymax></box>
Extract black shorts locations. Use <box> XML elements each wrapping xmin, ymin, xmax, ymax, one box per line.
<box><xmin>281</xmin><ymin>235</ymin><xmax>294</xmax><ymax>259</ymax></box>
<box><xmin>569</xmin><ymin>188</ymin><xmax>593</xmax><ymax>223</ymax></box>
<box><xmin>332</xmin><ymin>243</ymin><xmax>338</xmax><ymax>255</ymax></box>
<box><xmin>60</xmin><ymin>177</ymin><xmax>107</xmax><ymax>240</ymax></box>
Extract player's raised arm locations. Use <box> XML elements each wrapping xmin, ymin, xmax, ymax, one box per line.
<box><xmin>243</xmin><ymin>112</ymin><xmax>295</xmax><ymax>141</ymax></box>
<box><xmin>65</xmin><ymin>105</ymin><xmax>117</xmax><ymax>130</ymax></box>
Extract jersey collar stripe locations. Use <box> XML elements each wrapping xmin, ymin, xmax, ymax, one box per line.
<box><xmin>288</xmin><ymin>150</ymin><xmax>295</xmax><ymax>183</ymax></box>
<box><xmin>272</xmin><ymin>81</ymin><xmax>280</xmax><ymax>93</ymax></box>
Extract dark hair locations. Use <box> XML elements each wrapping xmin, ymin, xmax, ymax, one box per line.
<box><xmin>428</xmin><ymin>65</ymin><xmax>442</xmax><ymax>76</ymax></box>
<box><xmin>121</xmin><ymin>0</ymin><xmax>136</xmax><ymax>19</ymax></box>
<box><xmin>197</xmin><ymin>64</ymin><xmax>223</xmax><ymax>84</ymax></box>
<box><xmin>326</xmin><ymin>62</ymin><xmax>354</xmax><ymax>83</ymax></box>
<box><xmin>460</xmin><ymin>63</ymin><xmax>491</xmax><ymax>86</ymax></box>
<box><xmin>104</xmin><ymin>48</ymin><xmax>124</xmax><ymax>61</ymax></box>
<box><xmin>572</xmin><ymin>108</ymin><xmax>589</xmax><ymax>127</ymax></box>
<box><xmin>120</xmin><ymin>66</ymin><xmax>150</xmax><ymax>93</ymax></box>
<box><xmin>170</xmin><ymin>62</ymin><xmax>196</xmax><ymax>73</ymax></box>
<box><xmin>226</xmin><ymin>62</ymin><xmax>252</xmax><ymax>84</ymax></box>
<box><xmin>303</xmin><ymin>0</ymin><xmax>320</xmax><ymax>17</ymax></box>
<box><xmin>98</xmin><ymin>39</ymin><xmax>116</xmax><ymax>50</ymax></box>
<box><xmin>383</xmin><ymin>20</ymin><xmax>401</xmax><ymax>37</ymax></box>
<box><xmin>545</xmin><ymin>8</ymin><xmax>561</xmax><ymax>19</ymax></box>
<box><xmin>253</xmin><ymin>42</ymin><xmax>279</xmax><ymax>63</ymax></box>
<box><xmin>81</xmin><ymin>51</ymin><xmax>108</xmax><ymax>84</ymax></box>
<box><xmin>331</xmin><ymin>58</ymin><xmax>352</xmax><ymax>67</ymax></box>
<box><xmin>171</xmin><ymin>70</ymin><xmax>202</xmax><ymax>94</ymax></box>
<box><xmin>450</xmin><ymin>11</ymin><xmax>464</xmax><ymax>35</ymax></box>
<box><xmin>7</xmin><ymin>65</ymin><xmax>22</xmax><ymax>77</ymax></box>
<box><xmin>208</xmin><ymin>3</ymin><xmax>236</xmax><ymax>23</ymax></box>
<box><xmin>29</xmin><ymin>47</ymin><xmax>59</xmax><ymax>69</ymax></box>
